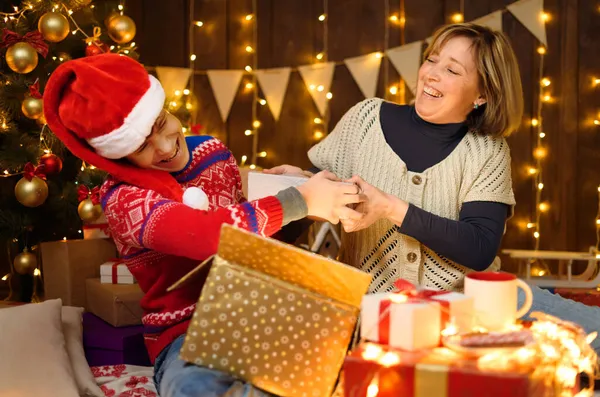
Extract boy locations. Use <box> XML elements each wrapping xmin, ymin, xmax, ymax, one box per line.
<box><xmin>43</xmin><ymin>54</ymin><xmax>363</xmax><ymax>396</ymax></box>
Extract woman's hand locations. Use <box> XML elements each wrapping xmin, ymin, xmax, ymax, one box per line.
<box><xmin>339</xmin><ymin>175</ymin><xmax>408</xmax><ymax>233</ymax></box>
<box><xmin>262</xmin><ymin>164</ymin><xmax>314</xmax><ymax>178</ymax></box>
<box><xmin>296</xmin><ymin>171</ymin><xmax>365</xmax><ymax>225</ymax></box>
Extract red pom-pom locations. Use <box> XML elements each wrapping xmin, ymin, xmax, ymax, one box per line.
<box><xmin>39</xmin><ymin>153</ymin><xmax>63</xmax><ymax>175</ymax></box>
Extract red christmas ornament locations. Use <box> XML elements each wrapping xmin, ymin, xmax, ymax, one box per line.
<box><xmin>39</xmin><ymin>153</ymin><xmax>63</xmax><ymax>175</ymax></box>
<box><xmin>85</xmin><ymin>41</ymin><xmax>109</xmax><ymax>57</ymax></box>
<box><xmin>84</xmin><ymin>26</ymin><xmax>110</xmax><ymax>57</ymax></box>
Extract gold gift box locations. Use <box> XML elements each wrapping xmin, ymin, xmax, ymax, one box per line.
<box><xmin>178</xmin><ymin>224</ymin><xmax>372</xmax><ymax>397</ymax></box>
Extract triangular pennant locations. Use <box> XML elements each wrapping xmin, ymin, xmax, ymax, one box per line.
<box><xmin>472</xmin><ymin>10</ymin><xmax>503</xmax><ymax>32</ymax></box>
<box><xmin>386</xmin><ymin>41</ymin><xmax>423</xmax><ymax>95</ymax></box>
<box><xmin>344</xmin><ymin>52</ymin><xmax>383</xmax><ymax>98</ymax></box>
<box><xmin>255</xmin><ymin>67</ymin><xmax>292</xmax><ymax>121</ymax></box>
<box><xmin>297</xmin><ymin>62</ymin><xmax>336</xmax><ymax>117</ymax></box>
<box><xmin>507</xmin><ymin>0</ymin><xmax>547</xmax><ymax>47</ymax></box>
<box><xmin>155</xmin><ymin>66</ymin><xmax>192</xmax><ymax>100</ymax></box>
<box><xmin>206</xmin><ymin>70</ymin><xmax>244</xmax><ymax>122</ymax></box>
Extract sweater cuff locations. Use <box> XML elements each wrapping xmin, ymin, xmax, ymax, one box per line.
<box><xmin>275</xmin><ymin>187</ymin><xmax>308</xmax><ymax>226</ymax></box>
<box><xmin>397</xmin><ymin>203</ymin><xmax>417</xmax><ymax>234</ymax></box>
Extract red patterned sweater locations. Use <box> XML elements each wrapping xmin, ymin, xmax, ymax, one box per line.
<box><xmin>100</xmin><ymin>136</ymin><xmax>284</xmax><ymax>363</ymax></box>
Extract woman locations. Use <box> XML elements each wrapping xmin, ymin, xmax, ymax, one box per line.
<box><xmin>267</xmin><ymin>23</ymin><xmax>600</xmax><ymax>351</ymax></box>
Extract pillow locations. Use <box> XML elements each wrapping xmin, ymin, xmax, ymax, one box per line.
<box><xmin>0</xmin><ymin>299</ymin><xmax>79</xmax><ymax>397</ymax></box>
<box><xmin>62</xmin><ymin>306</ymin><xmax>105</xmax><ymax>397</ymax></box>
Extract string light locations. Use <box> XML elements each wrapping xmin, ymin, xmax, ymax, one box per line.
<box><xmin>318</xmin><ymin>14</ymin><xmax>326</xmax><ymax>21</ymax></box>
<box><xmin>451</xmin><ymin>13</ymin><xmax>464</xmax><ymax>23</ymax></box>
<box><xmin>194</xmin><ymin>21</ymin><xmax>203</xmax><ymax>27</ymax></box>
<box><xmin>528</xmin><ymin>10</ymin><xmax>550</xmax><ymax>249</ymax></box>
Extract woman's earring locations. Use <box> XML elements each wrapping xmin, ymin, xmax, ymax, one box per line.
<box><xmin>473</xmin><ymin>103</ymin><xmax>479</xmax><ymax>110</ymax></box>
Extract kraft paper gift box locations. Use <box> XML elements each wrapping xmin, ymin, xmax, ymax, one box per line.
<box><xmin>83</xmin><ymin>213</ymin><xmax>111</xmax><ymax>240</ymax></box>
<box><xmin>360</xmin><ymin>280</ymin><xmax>473</xmax><ymax>351</ymax></box>
<box><xmin>176</xmin><ymin>224</ymin><xmax>372</xmax><ymax>397</ymax></box>
<box><xmin>85</xmin><ymin>278</ymin><xmax>144</xmax><ymax>327</ymax></box>
<box><xmin>100</xmin><ymin>261</ymin><xmax>135</xmax><ymax>284</ymax></box>
<box><xmin>40</xmin><ymin>239</ymin><xmax>117</xmax><ymax>307</ymax></box>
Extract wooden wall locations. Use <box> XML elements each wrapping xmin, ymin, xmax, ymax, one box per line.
<box><xmin>126</xmin><ymin>0</ymin><xmax>600</xmax><ymax>273</ymax></box>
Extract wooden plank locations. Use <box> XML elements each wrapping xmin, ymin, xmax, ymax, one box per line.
<box><xmin>576</xmin><ymin>0</ymin><xmax>600</xmax><ymax>253</ymax></box>
<box><xmin>190</xmin><ymin>0</ymin><xmax>229</xmax><ymax>144</ymax></box>
<box><xmin>552</xmin><ymin>0</ymin><xmax>579</xmax><ymax>254</ymax></box>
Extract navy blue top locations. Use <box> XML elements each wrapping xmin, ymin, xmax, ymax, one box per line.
<box><xmin>309</xmin><ymin>102</ymin><xmax>510</xmax><ymax>271</ymax></box>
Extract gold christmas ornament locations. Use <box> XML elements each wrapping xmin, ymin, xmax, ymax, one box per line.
<box><xmin>13</xmin><ymin>249</ymin><xmax>37</xmax><ymax>275</ymax></box>
<box><xmin>5</xmin><ymin>42</ymin><xmax>39</xmax><ymax>74</ymax></box>
<box><xmin>22</xmin><ymin>96</ymin><xmax>44</xmax><ymax>119</ymax></box>
<box><xmin>78</xmin><ymin>198</ymin><xmax>102</xmax><ymax>222</ymax></box>
<box><xmin>106</xmin><ymin>14</ymin><xmax>136</xmax><ymax>44</ymax></box>
<box><xmin>15</xmin><ymin>176</ymin><xmax>48</xmax><ymax>207</ymax></box>
<box><xmin>38</xmin><ymin>12</ymin><xmax>70</xmax><ymax>43</ymax></box>
<box><xmin>104</xmin><ymin>11</ymin><xmax>120</xmax><ymax>27</ymax></box>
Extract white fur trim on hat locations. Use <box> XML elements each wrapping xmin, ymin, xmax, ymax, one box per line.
<box><xmin>87</xmin><ymin>75</ymin><xmax>165</xmax><ymax>159</ymax></box>
<box><xmin>182</xmin><ymin>187</ymin><xmax>209</xmax><ymax>210</ymax></box>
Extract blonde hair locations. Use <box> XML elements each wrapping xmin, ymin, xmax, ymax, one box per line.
<box><xmin>424</xmin><ymin>23</ymin><xmax>524</xmax><ymax>137</ymax></box>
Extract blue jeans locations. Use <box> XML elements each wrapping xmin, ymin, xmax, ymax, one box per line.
<box><xmin>520</xmin><ymin>285</ymin><xmax>600</xmax><ymax>353</ymax></box>
<box><xmin>154</xmin><ymin>335</ymin><xmax>275</xmax><ymax>397</ymax></box>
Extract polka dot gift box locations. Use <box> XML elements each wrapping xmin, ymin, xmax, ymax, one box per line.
<box><xmin>178</xmin><ymin>225</ymin><xmax>372</xmax><ymax>397</ymax></box>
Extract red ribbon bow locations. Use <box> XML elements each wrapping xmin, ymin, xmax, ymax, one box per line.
<box><xmin>190</xmin><ymin>124</ymin><xmax>203</xmax><ymax>135</ymax></box>
<box><xmin>29</xmin><ymin>80</ymin><xmax>42</xmax><ymax>99</ymax></box>
<box><xmin>23</xmin><ymin>162</ymin><xmax>46</xmax><ymax>181</ymax></box>
<box><xmin>1</xmin><ymin>29</ymin><xmax>49</xmax><ymax>58</ymax></box>
<box><xmin>77</xmin><ymin>185</ymin><xmax>100</xmax><ymax>205</ymax></box>
<box><xmin>110</xmin><ymin>259</ymin><xmax>124</xmax><ymax>284</ymax></box>
<box><xmin>377</xmin><ymin>279</ymin><xmax>451</xmax><ymax>346</ymax></box>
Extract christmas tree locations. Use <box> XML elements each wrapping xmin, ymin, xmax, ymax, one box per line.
<box><xmin>0</xmin><ymin>0</ymin><xmax>139</xmax><ymax>301</ymax></box>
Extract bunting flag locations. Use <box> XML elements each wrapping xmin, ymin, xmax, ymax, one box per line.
<box><xmin>155</xmin><ymin>66</ymin><xmax>192</xmax><ymax>100</ymax></box>
<box><xmin>255</xmin><ymin>67</ymin><xmax>292</xmax><ymax>121</ymax></box>
<box><xmin>507</xmin><ymin>0</ymin><xmax>547</xmax><ymax>47</ymax></box>
<box><xmin>297</xmin><ymin>62</ymin><xmax>336</xmax><ymax>117</ymax></box>
<box><xmin>344</xmin><ymin>52</ymin><xmax>383</xmax><ymax>99</ymax></box>
<box><xmin>472</xmin><ymin>10</ymin><xmax>503</xmax><ymax>32</ymax></box>
<box><xmin>206</xmin><ymin>70</ymin><xmax>244</xmax><ymax>122</ymax></box>
<box><xmin>386</xmin><ymin>41</ymin><xmax>423</xmax><ymax>95</ymax></box>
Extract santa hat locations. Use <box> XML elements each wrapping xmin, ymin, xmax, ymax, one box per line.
<box><xmin>43</xmin><ymin>53</ymin><xmax>207</xmax><ymax>209</ymax></box>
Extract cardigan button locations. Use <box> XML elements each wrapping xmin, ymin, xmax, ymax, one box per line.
<box><xmin>407</xmin><ymin>252</ymin><xmax>417</xmax><ymax>263</ymax></box>
<box><xmin>412</xmin><ymin>175</ymin><xmax>422</xmax><ymax>185</ymax></box>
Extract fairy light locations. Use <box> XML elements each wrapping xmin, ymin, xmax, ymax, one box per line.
<box><xmin>385</xmin><ymin>0</ymin><xmax>407</xmax><ymax>104</ymax></box>
<box><xmin>244</xmin><ymin>0</ymin><xmax>262</xmax><ymax>166</ymax></box>
<box><xmin>529</xmin><ymin>12</ymin><xmax>549</xmax><ymax>250</ymax></box>
<box><xmin>312</xmin><ymin>0</ymin><xmax>330</xmax><ymax>141</ymax></box>
<box><xmin>451</xmin><ymin>13</ymin><xmax>464</xmax><ymax>23</ymax></box>
<box><xmin>194</xmin><ymin>21</ymin><xmax>203</xmax><ymax>27</ymax></box>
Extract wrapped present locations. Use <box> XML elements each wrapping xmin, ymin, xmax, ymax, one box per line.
<box><xmin>40</xmin><ymin>239</ymin><xmax>117</xmax><ymax>307</ymax></box>
<box><xmin>100</xmin><ymin>260</ymin><xmax>135</xmax><ymax>284</ymax></box>
<box><xmin>343</xmin><ymin>342</ymin><xmax>581</xmax><ymax>397</ymax></box>
<box><xmin>82</xmin><ymin>312</ymin><xmax>150</xmax><ymax>366</ymax></box>
<box><xmin>177</xmin><ymin>224</ymin><xmax>372</xmax><ymax>397</ymax></box>
<box><xmin>83</xmin><ymin>223</ymin><xmax>110</xmax><ymax>240</ymax></box>
<box><xmin>85</xmin><ymin>278</ymin><xmax>144</xmax><ymax>327</ymax></box>
<box><xmin>360</xmin><ymin>280</ymin><xmax>473</xmax><ymax>351</ymax></box>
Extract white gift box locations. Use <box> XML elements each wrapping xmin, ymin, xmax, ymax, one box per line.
<box><xmin>428</xmin><ymin>291</ymin><xmax>474</xmax><ymax>332</ymax></box>
<box><xmin>360</xmin><ymin>293</ymin><xmax>442</xmax><ymax>351</ymax></box>
<box><xmin>247</xmin><ymin>172</ymin><xmax>308</xmax><ymax>201</ymax></box>
<box><xmin>100</xmin><ymin>261</ymin><xmax>135</xmax><ymax>284</ymax></box>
